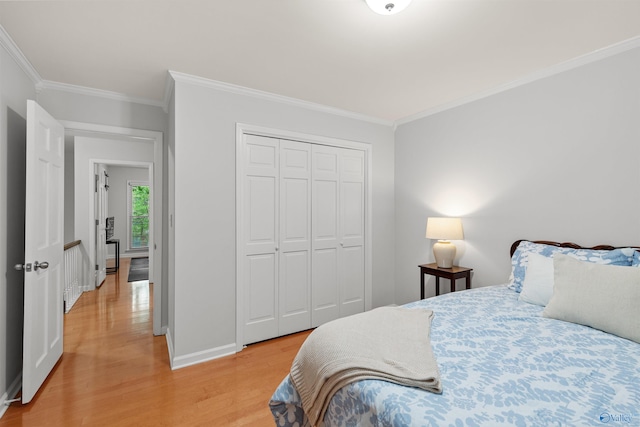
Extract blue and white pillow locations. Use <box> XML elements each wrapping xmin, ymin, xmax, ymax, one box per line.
<box><xmin>509</xmin><ymin>241</ymin><xmax>635</xmax><ymax>293</ymax></box>
<box><xmin>633</xmin><ymin>250</ymin><xmax>640</xmax><ymax>267</ymax></box>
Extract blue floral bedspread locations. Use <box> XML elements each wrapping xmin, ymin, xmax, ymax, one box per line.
<box><xmin>269</xmin><ymin>286</ymin><xmax>640</xmax><ymax>426</ymax></box>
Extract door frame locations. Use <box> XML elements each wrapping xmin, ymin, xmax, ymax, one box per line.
<box><xmin>88</xmin><ymin>159</ymin><xmax>153</xmax><ymax>284</ymax></box>
<box><xmin>94</xmin><ymin>163</ymin><xmax>108</xmax><ymax>287</ymax></box>
<box><xmin>235</xmin><ymin>123</ymin><xmax>372</xmax><ymax>352</ymax></box>
<box><xmin>63</xmin><ymin>121</ymin><xmax>164</xmax><ymax>336</ymax></box>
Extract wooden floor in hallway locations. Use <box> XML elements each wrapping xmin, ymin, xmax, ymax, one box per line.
<box><xmin>1</xmin><ymin>258</ymin><xmax>309</xmax><ymax>426</ymax></box>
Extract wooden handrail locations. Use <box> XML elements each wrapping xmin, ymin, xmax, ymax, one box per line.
<box><xmin>64</xmin><ymin>240</ymin><xmax>81</xmax><ymax>251</ymax></box>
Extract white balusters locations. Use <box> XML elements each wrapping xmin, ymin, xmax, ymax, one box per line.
<box><xmin>63</xmin><ymin>241</ymin><xmax>83</xmax><ymax>313</ymax></box>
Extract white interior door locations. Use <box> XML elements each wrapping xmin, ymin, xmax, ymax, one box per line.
<box><xmin>312</xmin><ymin>145</ymin><xmax>365</xmax><ymax>324</ymax></box>
<box><xmin>21</xmin><ymin>100</ymin><xmax>65</xmax><ymax>404</ymax></box>
<box><xmin>311</xmin><ymin>145</ymin><xmax>340</xmax><ymax>327</ymax></box>
<box><xmin>95</xmin><ymin>165</ymin><xmax>107</xmax><ymax>287</ymax></box>
<box><xmin>339</xmin><ymin>149</ymin><xmax>365</xmax><ymax>317</ymax></box>
<box><xmin>242</xmin><ymin>135</ymin><xmax>279</xmax><ymax>344</ymax></box>
<box><xmin>278</xmin><ymin>140</ymin><xmax>311</xmax><ymax>335</ymax></box>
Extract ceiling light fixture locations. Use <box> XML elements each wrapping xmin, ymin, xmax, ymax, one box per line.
<box><xmin>365</xmin><ymin>0</ymin><xmax>412</xmax><ymax>15</ymax></box>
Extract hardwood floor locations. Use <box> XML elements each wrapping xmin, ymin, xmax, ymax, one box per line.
<box><xmin>1</xmin><ymin>258</ymin><xmax>310</xmax><ymax>426</ymax></box>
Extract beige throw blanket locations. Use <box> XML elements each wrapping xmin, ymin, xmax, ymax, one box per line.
<box><xmin>290</xmin><ymin>307</ymin><xmax>442</xmax><ymax>426</ymax></box>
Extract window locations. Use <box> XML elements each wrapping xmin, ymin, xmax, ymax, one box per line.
<box><xmin>127</xmin><ymin>181</ymin><xmax>149</xmax><ymax>250</ymax></box>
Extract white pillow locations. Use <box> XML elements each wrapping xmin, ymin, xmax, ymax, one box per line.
<box><xmin>519</xmin><ymin>253</ymin><xmax>554</xmax><ymax>306</ymax></box>
<box><xmin>543</xmin><ymin>254</ymin><xmax>640</xmax><ymax>344</ymax></box>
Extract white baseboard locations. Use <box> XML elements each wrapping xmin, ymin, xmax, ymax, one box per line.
<box><xmin>169</xmin><ymin>342</ymin><xmax>237</xmax><ymax>370</ymax></box>
<box><xmin>0</xmin><ymin>373</ymin><xmax>22</xmax><ymax>419</ymax></box>
<box><xmin>165</xmin><ymin>328</ymin><xmax>175</xmax><ymax>368</ymax></box>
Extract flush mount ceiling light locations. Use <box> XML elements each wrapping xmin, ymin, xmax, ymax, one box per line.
<box><xmin>365</xmin><ymin>0</ymin><xmax>412</xmax><ymax>15</ymax></box>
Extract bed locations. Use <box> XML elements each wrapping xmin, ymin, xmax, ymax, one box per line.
<box><xmin>269</xmin><ymin>240</ymin><xmax>640</xmax><ymax>426</ymax></box>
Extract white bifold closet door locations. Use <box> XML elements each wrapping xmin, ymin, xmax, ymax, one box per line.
<box><xmin>241</xmin><ymin>134</ymin><xmax>365</xmax><ymax>345</ymax></box>
<box><xmin>311</xmin><ymin>145</ymin><xmax>365</xmax><ymax>327</ymax></box>
<box><xmin>242</xmin><ymin>135</ymin><xmax>312</xmax><ymax>344</ymax></box>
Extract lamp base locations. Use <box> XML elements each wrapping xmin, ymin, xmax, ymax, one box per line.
<box><xmin>433</xmin><ymin>240</ymin><xmax>456</xmax><ymax>268</ymax></box>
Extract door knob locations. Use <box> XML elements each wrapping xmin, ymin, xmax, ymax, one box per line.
<box><xmin>34</xmin><ymin>261</ymin><xmax>49</xmax><ymax>271</ymax></box>
<box><xmin>14</xmin><ymin>263</ymin><xmax>32</xmax><ymax>272</ymax></box>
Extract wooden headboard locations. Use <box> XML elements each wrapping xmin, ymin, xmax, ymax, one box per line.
<box><xmin>510</xmin><ymin>240</ymin><xmax>640</xmax><ymax>258</ymax></box>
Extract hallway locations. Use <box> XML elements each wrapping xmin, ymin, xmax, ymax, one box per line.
<box><xmin>1</xmin><ymin>259</ymin><xmax>307</xmax><ymax>426</ymax></box>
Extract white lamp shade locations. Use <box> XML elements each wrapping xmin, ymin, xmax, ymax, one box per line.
<box><xmin>426</xmin><ymin>217</ymin><xmax>463</xmax><ymax>268</ymax></box>
<box><xmin>425</xmin><ymin>217</ymin><xmax>464</xmax><ymax>241</ymax></box>
<box><xmin>365</xmin><ymin>0</ymin><xmax>412</xmax><ymax>15</ymax></box>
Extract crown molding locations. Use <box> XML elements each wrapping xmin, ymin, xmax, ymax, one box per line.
<box><xmin>37</xmin><ymin>80</ymin><xmax>165</xmax><ymax>109</ymax></box>
<box><xmin>167</xmin><ymin>70</ymin><xmax>394</xmax><ymax>127</ymax></box>
<box><xmin>0</xmin><ymin>24</ymin><xmax>42</xmax><ymax>85</ymax></box>
<box><xmin>1</xmin><ymin>23</ymin><xmax>164</xmax><ymax>109</ymax></box>
<box><xmin>162</xmin><ymin>70</ymin><xmax>175</xmax><ymax>113</ymax></box>
<box><xmin>396</xmin><ymin>35</ymin><xmax>640</xmax><ymax>127</ymax></box>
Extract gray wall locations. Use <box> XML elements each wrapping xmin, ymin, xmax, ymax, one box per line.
<box><xmin>37</xmin><ymin>90</ymin><xmax>167</xmax><ymax>133</ymax></box>
<box><xmin>106</xmin><ymin>165</ymin><xmax>150</xmax><ymax>257</ymax></box>
<box><xmin>394</xmin><ymin>46</ymin><xmax>640</xmax><ymax>304</ymax></box>
<box><xmin>170</xmin><ymin>76</ymin><xmax>396</xmax><ymax>363</ymax></box>
<box><xmin>0</xmin><ymin>38</ymin><xmax>36</xmax><ymax>408</ymax></box>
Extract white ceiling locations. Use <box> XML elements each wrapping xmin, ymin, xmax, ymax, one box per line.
<box><xmin>1</xmin><ymin>0</ymin><xmax>639</xmax><ymax>122</ymax></box>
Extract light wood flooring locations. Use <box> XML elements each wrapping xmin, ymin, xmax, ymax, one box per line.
<box><xmin>1</xmin><ymin>258</ymin><xmax>310</xmax><ymax>426</ymax></box>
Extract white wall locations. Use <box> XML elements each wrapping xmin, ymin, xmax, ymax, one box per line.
<box><xmin>394</xmin><ymin>46</ymin><xmax>640</xmax><ymax>304</ymax></box>
<box><xmin>169</xmin><ymin>75</ymin><xmax>395</xmax><ymax>365</ymax></box>
<box><xmin>106</xmin><ymin>165</ymin><xmax>149</xmax><ymax>256</ymax></box>
<box><xmin>0</xmin><ymin>34</ymin><xmax>36</xmax><ymax>410</ymax></box>
<box><xmin>74</xmin><ymin>137</ymin><xmax>154</xmax><ymax>289</ymax></box>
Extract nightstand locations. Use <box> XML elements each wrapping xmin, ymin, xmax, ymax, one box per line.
<box><xmin>419</xmin><ymin>263</ymin><xmax>473</xmax><ymax>299</ymax></box>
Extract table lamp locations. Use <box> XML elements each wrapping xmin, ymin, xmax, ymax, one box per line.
<box><xmin>425</xmin><ymin>217</ymin><xmax>464</xmax><ymax>268</ymax></box>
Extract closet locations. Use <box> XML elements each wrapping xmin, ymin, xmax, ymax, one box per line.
<box><xmin>238</xmin><ymin>132</ymin><xmax>367</xmax><ymax>345</ymax></box>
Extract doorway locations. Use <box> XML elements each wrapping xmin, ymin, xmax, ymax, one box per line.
<box><xmin>94</xmin><ymin>163</ymin><xmax>152</xmax><ymax>287</ymax></box>
<box><xmin>64</xmin><ymin>121</ymin><xmax>164</xmax><ymax>336</ymax></box>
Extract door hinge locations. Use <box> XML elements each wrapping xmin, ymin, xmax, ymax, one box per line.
<box><xmin>95</xmin><ymin>264</ymin><xmax>99</xmax><ymax>271</ymax></box>
<box><xmin>95</xmin><ymin>174</ymin><xmax>99</xmax><ymax>192</ymax></box>
<box><xmin>96</xmin><ymin>219</ymin><xmax>99</xmax><ymax>226</ymax></box>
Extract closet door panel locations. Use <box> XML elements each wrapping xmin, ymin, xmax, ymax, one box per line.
<box><xmin>341</xmin><ymin>150</ymin><xmax>365</xmax><ymax>248</ymax></box>
<box><xmin>340</xmin><ymin>245</ymin><xmax>365</xmax><ymax>317</ymax></box>
<box><xmin>339</xmin><ymin>148</ymin><xmax>365</xmax><ymax>315</ymax></box>
<box><xmin>244</xmin><ymin>136</ymin><xmax>278</xmax><ymax>255</ymax></box>
<box><xmin>314</xmin><ymin>181</ymin><xmax>338</xmax><ymax>239</ymax></box>
<box><xmin>279</xmin><ymin>250</ymin><xmax>310</xmax><ymax>335</ymax></box>
<box><xmin>342</xmin><ymin>181</ymin><xmax>364</xmax><ymax>241</ymax></box>
<box><xmin>242</xmin><ymin>135</ymin><xmax>279</xmax><ymax>344</ymax></box>
<box><xmin>244</xmin><ymin>254</ymin><xmax>277</xmax><ymax>344</ymax></box>
<box><xmin>311</xmin><ymin>248</ymin><xmax>339</xmax><ymax>327</ymax></box>
<box><xmin>279</xmin><ymin>140</ymin><xmax>311</xmax><ymax>334</ymax></box>
<box><xmin>312</xmin><ymin>146</ymin><xmax>340</xmax><ymax>326</ymax></box>
<box><xmin>281</xmin><ymin>178</ymin><xmax>308</xmax><ymax>247</ymax></box>
<box><xmin>246</xmin><ymin>177</ymin><xmax>276</xmax><ymax>250</ymax></box>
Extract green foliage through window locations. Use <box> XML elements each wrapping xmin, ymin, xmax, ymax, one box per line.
<box><xmin>131</xmin><ymin>185</ymin><xmax>149</xmax><ymax>249</ymax></box>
